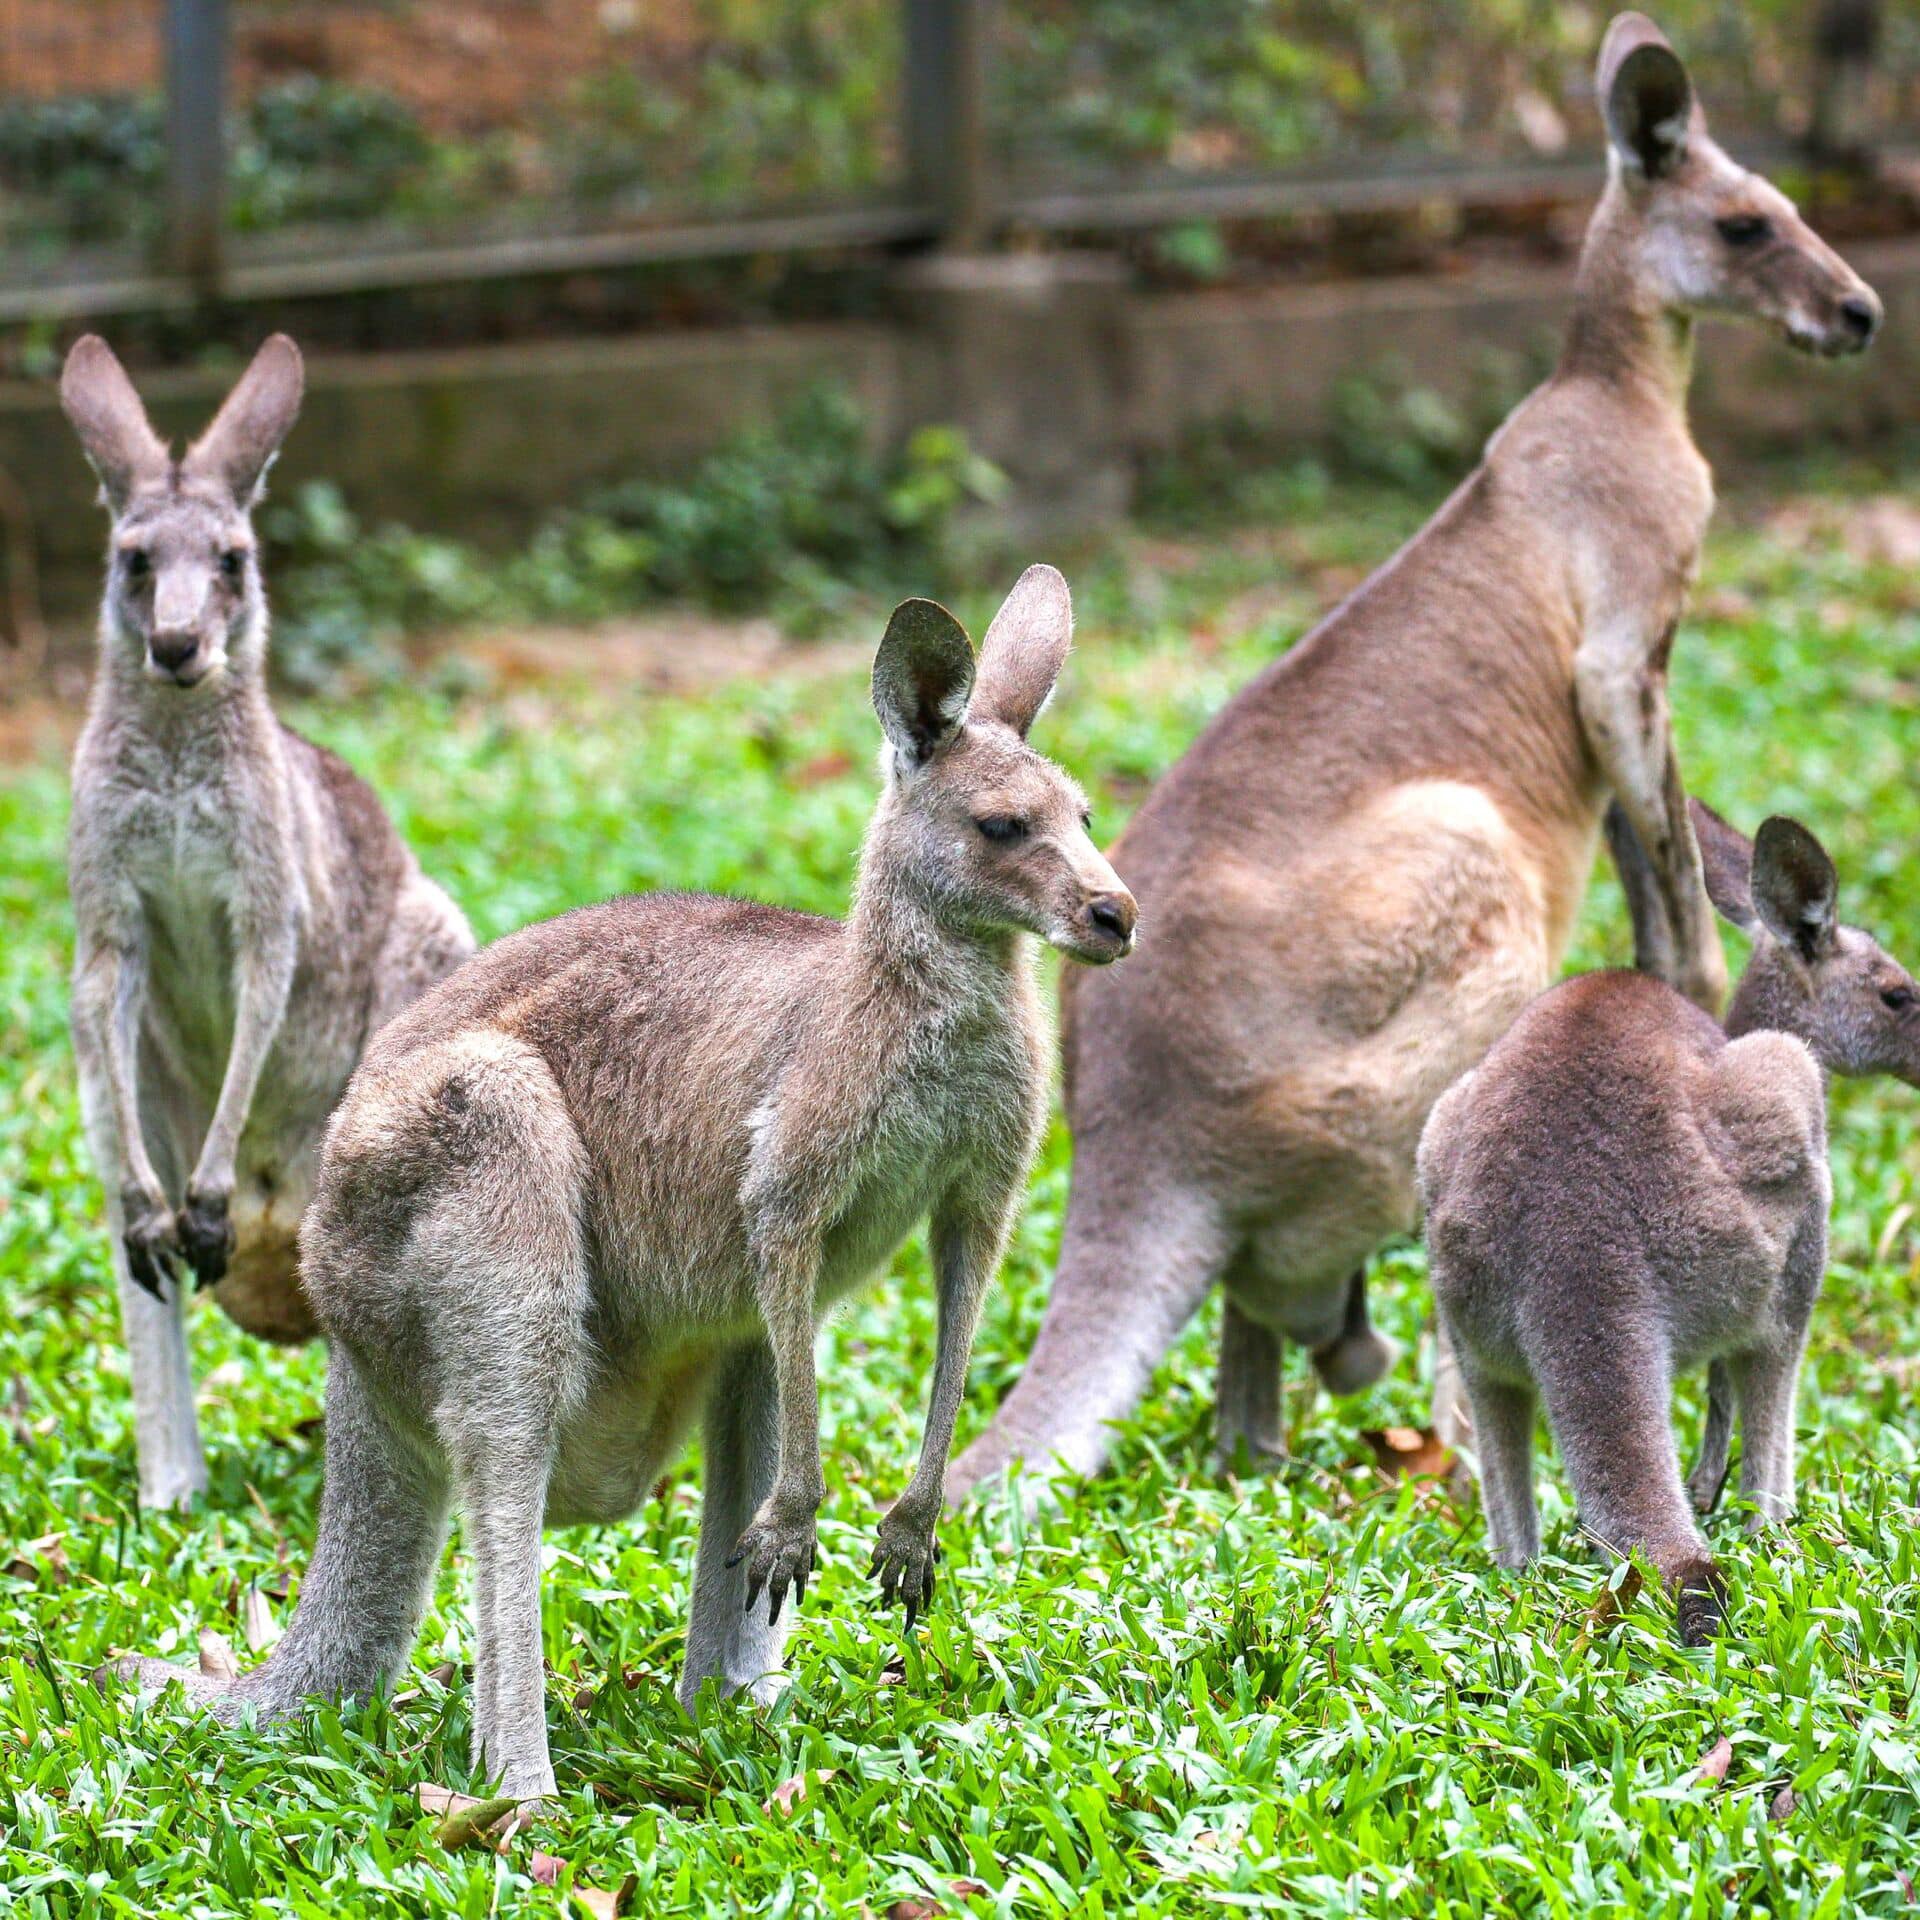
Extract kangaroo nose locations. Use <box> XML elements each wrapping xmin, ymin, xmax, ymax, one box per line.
<box><xmin>149</xmin><ymin>629</ymin><xmax>199</xmax><ymax>675</ymax></box>
<box><xmin>1840</xmin><ymin>293</ymin><xmax>1880</xmax><ymax>344</ymax></box>
<box><xmin>1088</xmin><ymin>893</ymin><xmax>1136</xmax><ymax>943</ymax></box>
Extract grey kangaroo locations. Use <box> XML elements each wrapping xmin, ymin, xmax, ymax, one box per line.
<box><xmin>948</xmin><ymin>12</ymin><xmax>1881</xmax><ymax>1498</ymax></box>
<box><xmin>101</xmin><ymin>567</ymin><xmax>1135</xmax><ymax>1801</ymax></box>
<box><xmin>63</xmin><ymin>334</ymin><xmax>474</xmax><ymax>1508</ymax></box>
<box><xmin>1419</xmin><ymin>801</ymin><xmax>1920</xmax><ymax>1641</ymax></box>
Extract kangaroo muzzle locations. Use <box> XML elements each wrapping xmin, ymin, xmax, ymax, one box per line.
<box><xmin>1070</xmin><ymin>886</ymin><xmax>1138</xmax><ymax>964</ymax></box>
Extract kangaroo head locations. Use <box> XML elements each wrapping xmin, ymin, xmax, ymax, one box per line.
<box><xmin>870</xmin><ymin>564</ymin><xmax>1136</xmax><ymax>964</ymax></box>
<box><xmin>1693</xmin><ymin>798</ymin><xmax>1920</xmax><ymax>1085</ymax></box>
<box><xmin>60</xmin><ymin>334</ymin><xmax>303</xmax><ymax>690</ymax></box>
<box><xmin>1591</xmin><ymin>12</ymin><xmax>1880</xmax><ymax>357</ymax></box>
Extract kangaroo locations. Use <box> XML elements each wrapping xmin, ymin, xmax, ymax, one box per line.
<box><xmin>62</xmin><ymin>335</ymin><xmax>475</xmax><ymax>1509</ymax></box>
<box><xmin>946</xmin><ymin>12</ymin><xmax>1881</xmax><ymax>1500</ymax></box>
<box><xmin>99</xmin><ymin>567</ymin><xmax>1135</xmax><ymax>1801</ymax></box>
<box><xmin>1418</xmin><ymin>801</ymin><xmax>1920</xmax><ymax>1641</ymax></box>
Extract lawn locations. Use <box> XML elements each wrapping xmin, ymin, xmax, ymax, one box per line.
<box><xmin>2</xmin><ymin>465</ymin><xmax>1918</xmax><ymax>1916</ymax></box>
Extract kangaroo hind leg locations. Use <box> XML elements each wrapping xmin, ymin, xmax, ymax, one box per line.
<box><xmin>1537</xmin><ymin>1328</ymin><xmax>1723</xmax><ymax>1644</ymax></box>
<box><xmin>946</xmin><ymin>1175</ymin><xmax>1231</xmax><ymax>1500</ymax></box>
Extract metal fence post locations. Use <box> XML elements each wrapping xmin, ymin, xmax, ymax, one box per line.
<box><xmin>904</xmin><ymin>0</ymin><xmax>992</xmax><ymax>249</ymax></box>
<box><xmin>165</xmin><ymin>0</ymin><xmax>229</xmax><ymax>289</ymax></box>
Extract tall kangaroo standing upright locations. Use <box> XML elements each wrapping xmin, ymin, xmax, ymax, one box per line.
<box><xmin>949</xmin><ymin>13</ymin><xmax>1881</xmax><ymax>1498</ymax></box>
<box><xmin>63</xmin><ymin>335</ymin><xmax>474</xmax><ymax>1508</ymax></box>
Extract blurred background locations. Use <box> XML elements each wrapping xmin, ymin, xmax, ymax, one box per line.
<box><xmin>0</xmin><ymin>0</ymin><xmax>1915</xmax><ymax>695</ymax></box>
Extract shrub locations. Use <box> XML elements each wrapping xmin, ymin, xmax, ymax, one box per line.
<box><xmin>265</xmin><ymin>387</ymin><xmax>1005</xmax><ymax>692</ymax></box>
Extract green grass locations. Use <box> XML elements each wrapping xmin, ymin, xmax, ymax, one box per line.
<box><xmin>3</xmin><ymin>470</ymin><xmax>1919</xmax><ymax>1916</ymax></box>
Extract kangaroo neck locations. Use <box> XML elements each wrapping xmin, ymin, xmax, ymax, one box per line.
<box><xmin>1557</xmin><ymin>203</ymin><xmax>1697</xmax><ymax>417</ymax></box>
<box><xmin>1722</xmin><ymin>962</ymin><xmax>1830</xmax><ymax>1089</ymax></box>
<box><xmin>845</xmin><ymin>817</ymin><xmax>1023</xmax><ymax>1019</ymax></box>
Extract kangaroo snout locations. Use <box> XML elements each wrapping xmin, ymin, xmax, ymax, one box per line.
<box><xmin>1837</xmin><ymin>289</ymin><xmax>1882</xmax><ymax>349</ymax></box>
<box><xmin>1794</xmin><ymin>277</ymin><xmax>1881</xmax><ymax>357</ymax></box>
<box><xmin>148</xmin><ymin>627</ymin><xmax>206</xmax><ymax>683</ymax></box>
<box><xmin>1070</xmin><ymin>886</ymin><xmax>1138</xmax><ymax>964</ymax></box>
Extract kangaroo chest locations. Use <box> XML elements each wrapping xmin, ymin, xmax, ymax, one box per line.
<box><xmin>121</xmin><ymin>777</ymin><xmax>250</xmax><ymax>1076</ymax></box>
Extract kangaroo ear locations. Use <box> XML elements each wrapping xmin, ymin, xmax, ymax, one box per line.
<box><xmin>1689</xmin><ymin>797</ymin><xmax>1759</xmax><ymax>935</ymax></box>
<box><xmin>184</xmin><ymin>334</ymin><xmax>304</xmax><ymax>506</ymax></box>
<box><xmin>971</xmin><ymin>564</ymin><xmax>1073</xmax><ymax>738</ymax></box>
<box><xmin>1598</xmin><ymin>13</ymin><xmax>1695</xmax><ymax>180</ymax></box>
<box><xmin>873</xmin><ymin>598</ymin><xmax>976</xmax><ymax>767</ymax></box>
<box><xmin>1751</xmin><ymin>816</ymin><xmax>1839</xmax><ymax>963</ymax></box>
<box><xmin>60</xmin><ymin>335</ymin><xmax>168</xmax><ymax>514</ymax></box>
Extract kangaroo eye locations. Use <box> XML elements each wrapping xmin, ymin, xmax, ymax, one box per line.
<box><xmin>220</xmin><ymin>548</ymin><xmax>247</xmax><ymax>580</ymax></box>
<box><xmin>1716</xmin><ymin>214</ymin><xmax>1773</xmax><ymax>248</ymax></box>
<box><xmin>1081</xmin><ymin>809</ymin><xmax>1093</xmax><ymax>831</ymax></box>
<box><xmin>1882</xmin><ymin>985</ymin><xmax>1915</xmax><ymax>1013</ymax></box>
<box><xmin>975</xmin><ymin>815</ymin><xmax>1028</xmax><ymax>845</ymax></box>
<box><xmin>122</xmin><ymin>547</ymin><xmax>151</xmax><ymax>578</ymax></box>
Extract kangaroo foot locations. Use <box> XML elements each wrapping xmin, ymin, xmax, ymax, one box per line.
<box><xmin>1669</xmin><ymin>1558</ymin><xmax>1728</xmax><ymax>1647</ymax></box>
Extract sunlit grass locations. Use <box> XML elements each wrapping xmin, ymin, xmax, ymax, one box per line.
<box><xmin>1</xmin><ymin>470</ymin><xmax>1916</xmax><ymax>1914</ymax></box>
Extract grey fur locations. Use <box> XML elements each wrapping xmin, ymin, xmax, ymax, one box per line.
<box><xmin>62</xmin><ymin>334</ymin><xmax>474</xmax><ymax>1507</ymax></box>
<box><xmin>1419</xmin><ymin>800</ymin><xmax>1920</xmax><ymax>1641</ymax></box>
<box><xmin>100</xmin><ymin>566</ymin><xmax>1135</xmax><ymax>1802</ymax></box>
<box><xmin>946</xmin><ymin>12</ymin><xmax>1880</xmax><ymax>1502</ymax></box>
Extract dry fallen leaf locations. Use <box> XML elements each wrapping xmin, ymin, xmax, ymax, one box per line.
<box><xmin>4</xmin><ymin>1533</ymin><xmax>68</xmax><ymax>1586</ymax></box>
<box><xmin>766</xmin><ymin>1767</ymin><xmax>837</xmax><ymax>1814</ymax></box>
<box><xmin>1361</xmin><ymin>1427</ymin><xmax>1454</xmax><ymax>1481</ymax></box>
<box><xmin>1571</xmin><ymin>1564</ymin><xmax>1644</xmax><ymax>1655</ymax></box>
<box><xmin>947</xmin><ymin>1879</ymin><xmax>990</xmax><ymax>1898</ymax></box>
<box><xmin>415</xmin><ymin>1784</ymin><xmax>529</xmax><ymax>1850</ymax></box>
<box><xmin>242</xmin><ymin>1585</ymin><xmax>280</xmax><ymax>1654</ymax></box>
<box><xmin>197</xmin><ymin>1629</ymin><xmax>240</xmax><ymax>1683</ymax></box>
<box><xmin>1769</xmin><ymin>1784</ymin><xmax>1797</xmax><ymax>1822</ymax></box>
<box><xmin>529</xmin><ymin>1850</ymin><xmax>564</xmax><ymax>1886</ymax></box>
<box><xmin>1696</xmin><ymin>1735</ymin><xmax>1734</xmax><ymax>1786</ymax></box>
<box><xmin>885</xmin><ymin>1903</ymin><xmax>944</xmax><ymax>1920</ymax></box>
<box><xmin>878</xmin><ymin>1655</ymin><xmax>908</xmax><ymax>1687</ymax></box>
<box><xmin>576</xmin><ymin>1873</ymin><xmax>637</xmax><ymax>1919</ymax></box>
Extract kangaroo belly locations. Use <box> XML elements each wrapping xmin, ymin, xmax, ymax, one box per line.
<box><xmin>546</xmin><ymin>1344</ymin><xmax>720</xmax><ymax>1527</ymax></box>
<box><xmin>1239</xmin><ymin>781</ymin><xmax>1560</xmax><ymax>1241</ymax></box>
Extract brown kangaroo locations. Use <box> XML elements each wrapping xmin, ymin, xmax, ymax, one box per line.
<box><xmin>62</xmin><ymin>335</ymin><xmax>474</xmax><ymax>1508</ymax></box>
<box><xmin>948</xmin><ymin>12</ymin><xmax>1881</xmax><ymax>1498</ymax></box>
<box><xmin>1419</xmin><ymin>801</ymin><xmax>1920</xmax><ymax>1641</ymax></box>
<box><xmin>99</xmin><ymin>568</ymin><xmax>1135</xmax><ymax>1802</ymax></box>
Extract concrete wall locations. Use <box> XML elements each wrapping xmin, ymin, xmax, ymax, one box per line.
<box><xmin>12</xmin><ymin>233</ymin><xmax>1920</xmax><ymax>618</ymax></box>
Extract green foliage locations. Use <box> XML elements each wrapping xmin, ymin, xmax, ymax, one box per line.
<box><xmin>1326</xmin><ymin>343</ymin><xmax>1558</xmax><ymax>489</ymax></box>
<box><xmin>3</xmin><ymin>474</ymin><xmax>1920</xmax><ymax>1910</ymax></box>
<box><xmin>1139</xmin><ymin>340</ymin><xmax>1558</xmax><ymax>522</ymax></box>
<box><xmin>0</xmin><ymin>93</ymin><xmax>164</xmax><ymax>245</ymax></box>
<box><xmin>553</xmin><ymin>0</ymin><xmax>898</xmax><ymax>210</ymax></box>
<box><xmin>228</xmin><ymin>79</ymin><xmax>442</xmax><ymax>232</ymax></box>
<box><xmin>0</xmin><ymin>81</ymin><xmax>491</xmax><ymax>250</ymax></box>
<box><xmin>998</xmin><ymin>0</ymin><xmax>1834</xmax><ymax>177</ymax></box>
<box><xmin>0</xmin><ymin>2</ymin><xmax>899</xmax><ymax>252</ymax></box>
<box><xmin>265</xmin><ymin>389</ymin><xmax>1003</xmax><ymax>692</ymax></box>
